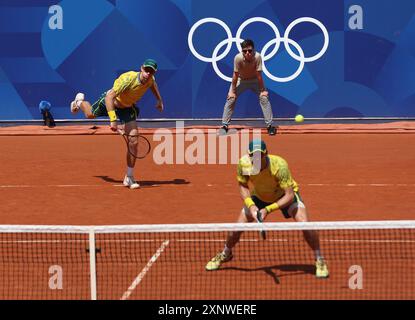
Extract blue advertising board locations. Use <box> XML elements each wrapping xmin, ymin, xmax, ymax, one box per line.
<box><xmin>0</xmin><ymin>0</ymin><xmax>414</xmax><ymax>120</ymax></box>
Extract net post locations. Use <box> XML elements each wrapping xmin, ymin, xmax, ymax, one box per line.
<box><xmin>88</xmin><ymin>229</ymin><xmax>97</xmax><ymax>300</ymax></box>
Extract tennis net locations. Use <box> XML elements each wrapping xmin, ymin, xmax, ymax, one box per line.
<box><xmin>0</xmin><ymin>221</ymin><xmax>414</xmax><ymax>300</ymax></box>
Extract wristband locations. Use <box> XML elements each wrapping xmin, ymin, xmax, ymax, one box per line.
<box><xmin>244</xmin><ymin>197</ymin><xmax>255</xmax><ymax>208</ymax></box>
<box><xmin>108</xmin><ymin>110</ymin><xmax>117</xmax><ymax>122</ymax></box>
<box><xmin>265</xmin><ymin>203</ymin><xmax>279</xmax><ymax>213</ymax></box>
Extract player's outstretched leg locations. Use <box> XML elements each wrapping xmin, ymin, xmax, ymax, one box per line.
<box><xmin>205</xmin><ymin>207</ymin><xmax>253</xmax><ymax>271</ymax></box>
<box><xmin>70</xmin><ymin>93</ymin><xmax>85</xmax><ymax>114</ymax></box>
<box><xmin>70</xmin><ymin>93</ymin><xmax>95</xmax><ymax>119</ymax></box>
<box><xmin>291</xmin><ymin>204</ymin><xmax>329</xmax><ymax>278</ymax></box>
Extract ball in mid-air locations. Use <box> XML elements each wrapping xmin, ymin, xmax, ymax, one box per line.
<box><xmin>295</xmin><ymin>114</ymin><xmax>304</xmax><ymax>123</ymax></box>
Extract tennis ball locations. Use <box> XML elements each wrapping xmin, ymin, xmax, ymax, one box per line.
<box><xmin>295</xmin><ymin>114</ymin><xmax>304</xmax><ymax>123</ymax></box>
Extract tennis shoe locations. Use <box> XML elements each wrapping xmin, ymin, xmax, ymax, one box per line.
<box><xmin>315</xmin><ymin>258</ymin><xmax>329</xmax><ymax>278</ymax></box>
<box><xmin>123</xmin><ymin>175</ymin><xmax>140</xmax><ymax>189</ymax></box>
<box><xmin>205</xmin><ymin>252</ymin><xmax>233</xmax><ymax>271</ymax></box>
<box><xmin>70</xmin><ymin>92</ymin><xmax>85</xmax><ymax>114</ymax></box>
<box><xmin>217</xmin><ymin>125</ymin><xmax>229</xmax><ymax>136</ymax></box>
<box><xmin>267</xmin><ymin>125</ymin><xmax>277</xmax><ymax>136</ymax></box>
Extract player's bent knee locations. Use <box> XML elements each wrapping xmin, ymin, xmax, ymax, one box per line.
<box><xmin>288</xmin><ymin>201</ymin><xmax>306</xmax><ymax>219</ymax></box>
<box><xmin>128</xmin><ymin>136</ymin><xmax>139</xmax><ymax>145</ymax></box>
<box><xmin>293</xmin><ymin>209</ymin><xmax>309</xmax><ymax>222</ymax></box>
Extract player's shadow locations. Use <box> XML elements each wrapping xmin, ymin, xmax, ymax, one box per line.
<box><xmin>94</xmin><ymin>176</ymin><xmax>190</xmax><ymax>188</ymax></box>
<box><xmin>219</xmin><ymin>264</ymin><xmax>315</xmax><ymax>284</ymax></box>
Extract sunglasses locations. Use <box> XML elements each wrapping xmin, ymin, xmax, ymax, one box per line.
<box><xmin>143</xmin><ymin>67</ymin><xmax>156</xmax><ymax>74</ymax></box>
<box><xmin>248</xmin><ymin>151</ymin><xmax>266</xmax><ymax>157</ymax></box>
<box><xmin>242</xmin><ymin>49</ymin><xmax>253</xmax><ymax>54</ymax></box>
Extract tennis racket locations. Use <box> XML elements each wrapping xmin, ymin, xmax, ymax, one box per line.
<box><xmin>117</xmin><ymin>129</ymin><xmax>151</xmax><ymax>159</ymax></box>
<box><xmin>256</xmin><ymin>210</ymin><xmax>266</xmax><ymax>240</ymax></box>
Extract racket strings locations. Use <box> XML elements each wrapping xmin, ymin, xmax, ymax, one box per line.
<box><xmin>124</xmin><ymin>134</ymin><xmax>151</xmax><ymax>159</ymax></box>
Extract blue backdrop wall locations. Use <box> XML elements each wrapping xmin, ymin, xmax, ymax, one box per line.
<box><xmin>0</xmin><ymin>0</ymin><xmax>415</xmax><ymax>120</ymax></box>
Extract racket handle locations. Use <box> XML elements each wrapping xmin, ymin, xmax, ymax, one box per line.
<box><xmin>257</xmin><ymin>210</ymin><xmax>263</xmax><ymax>223</ymax></box>
<box><xmin>257</xmin><ymin>210</ymin><xmax>266</xmax><ymax>240</ymax></box>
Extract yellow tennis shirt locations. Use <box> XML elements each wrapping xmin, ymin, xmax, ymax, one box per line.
<box><xmin>113</xmin><ymin>71</ymin><xmax>154</xmax><ymax>107</ymax></box>
<box><xmin>236</xmin><ymin>154</ymin><xmax>299</xmax><ymax>203</ymax></box>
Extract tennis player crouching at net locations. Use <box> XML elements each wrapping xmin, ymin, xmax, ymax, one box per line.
<box><xmin>205</xmin><ymin>139</ymin><xmax>329</xmax><ymax>278</ymax></box>
<box><xmin>70</xmin><ymin>59</ymin><xmax>164</xmax><ymax>189</ymax></box>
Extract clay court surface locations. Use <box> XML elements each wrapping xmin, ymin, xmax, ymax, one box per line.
<box><xmin>0</xmin><ymin>125</ymin><xmax>414</xmax><ymax>300</ymax></box>
<box><xmin>0</xmin><ymin>131</ymin><xmax>414</xmax><ymax>225</ymax></box>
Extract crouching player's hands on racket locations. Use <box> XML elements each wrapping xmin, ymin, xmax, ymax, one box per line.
<box><xmin>248</xmin><ymin>205</ymin><xmax>260</xmax><ymax>221</ymax></box>
<box><xmin>255</xmin><ymin>208</ymin><xmax>268</xmax><ymax>222</ymax></box>
<box><xmin>247</xmin><ymin>204</ymin><xmax>267</xmax><ymax>222</ymax></box>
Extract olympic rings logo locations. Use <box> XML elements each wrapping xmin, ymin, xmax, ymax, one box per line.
<box><xmin>188</xmin><ymin>17</ymin><xmax>329</xmax><ymax>82</ymax></box>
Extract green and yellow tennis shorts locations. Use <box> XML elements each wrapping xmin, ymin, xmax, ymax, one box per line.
<box><xmin>252</xmin><ymin>192</ymin><xmax>305</xmax><ymax>219</ymax></box>
<box><xmin>91</xmin><ymin>92</ymin><xmax>139</xmax><ymax>124</ymax></box>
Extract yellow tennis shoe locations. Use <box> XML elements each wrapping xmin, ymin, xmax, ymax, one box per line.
<box><xmin>205</xmin><ymin>252</ymin><xmax>233</xmax><ymax>271</ymax></box>
<box><xmin>315</xmin><ymin>258</ymin><xmax>329</xmax><ymax>278</ymax></box>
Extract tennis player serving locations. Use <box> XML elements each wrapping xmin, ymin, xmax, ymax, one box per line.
<box><xmin>70</xmin><ymin>59</ymin><xmax>164</xmax><ymax>189</ymax></box>
<box><xmin>206</xmin><ymin>139</ymin><xmax>329</xmax><ymax>278</ymax></box>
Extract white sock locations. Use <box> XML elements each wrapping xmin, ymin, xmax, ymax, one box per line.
<box><xmin>127</xmin><ymin>167</ymin><xmax>134</xmax><ymax>177</ymax></box>
<box><xmin>223</xmin><ymin>245</ymin><xmax>231</xmax><ymax>257</ymax></box>
<box><xmin>315</xmin><ymin>250</ymin><xmax>322</xmax><ymax>260</ymax></box>
<box><xmin>76</xmin><ymin>100</ymin><xmax>83</xmax><ymax>108</ymax></box>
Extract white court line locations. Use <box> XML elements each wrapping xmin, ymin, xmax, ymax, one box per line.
<box><xmin>307</xmin><ymin>183</ymin><xmax>415</xmax><ymax>187</ymax></box>
<box><xmin>0</xmin><ymin>183</ymin><xmax>415</xmax><ymax>189</ymax></box>
<box><xmin>1</xmin><ymin>238</ymin><xmax>415</xmax><ymax>244</ymax></box>
<box><xmin>0</xmin><ymin>185</ymin><xmax>32</xmax><ymax>188</ymax></box>
<box><xmin>0</xmin><ymin>185</ymin><xmax>107</xmax><ymax>188</ymax></box>
<box><xmin>120</xmin><ymin>240</ymin><xmax>170</xmax><ymax>300</ymax></box>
